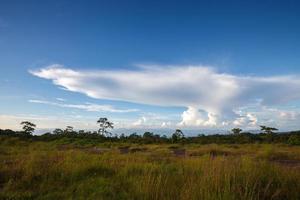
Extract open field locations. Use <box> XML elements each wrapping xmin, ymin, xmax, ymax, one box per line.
<box><xmin>1</xmin><ymin>135</ymin><xmax>300</xmax><ymax>200</ymax></box>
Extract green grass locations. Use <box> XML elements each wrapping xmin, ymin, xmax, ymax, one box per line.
<box><xmin>1</xmin><ymin>136</ymin><xmax>300</xmax><ymax>200</ymax></box>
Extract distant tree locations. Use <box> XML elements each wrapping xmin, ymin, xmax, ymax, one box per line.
<box><xmin>143</xmin><ymin>132</ymin><xmax>156</xmax><ymax>143</ymax></box>
<box><xmin>64</xmin><ymin>126</ymin><xmax>74</xmax><ymax>134</ymax></box>
<box><xmin>53</xmin><ymin>128</ymin><xmax>63</xmax><ymax>135</ymax></box>
<box><xmin>143</xmin><ymin>132</ymin><xmax>154</xmax><ymax>138</ymax></box>
<box><xmin>128</xmin><ymin>133</ymin><xmax>141</xmax><ymax>141</ymax></box>
<box><xmin>161</xmin><ymin>135</ymin><xmax>168</xmax><ymax>139</ymax></box>
<box><xmin>78</xmin><ymin>130</ymin><xmax>85</xmax><ymax>134</ymax></box>
<box><xmin>97</xmin><ymin>118</ymin><xmax>114</xmax><ymax>137</ymax></box>
<box><xmin>20</xmin><ymin>121</ymin><xmax>36</xmax><ymax>135</ymax></box>
<box><xmin>92</xmin><ymin>131</ymin><xmax>98</xmax><ymax>135</ymax></box>
<box><xmin>231</xmin><ymin>128</ymin><xmax>242</xmax><ymax>135</ymax></box>
<box><xmin>119</xmin><ymin>133</ymin><xmax>126</xmax><ymax>140</ymax></box>
<box><xmin>172</xmin><ymin>129</ymin><xmax>184</xmax><ymax>143</ymax></box>
<box><xmin>288</xmin><ymin>135</ymin><xmax>300</xmax><ymax>145</ymax></box>
<box><xmin>0</xmin><ymin>129</ymin><xmax>16</xmax><ymax>136</ymax></box>
<box><xmin>260</xmin><ymin>126</ymin><xmax>278</xmax><ymax>134</ymax></box>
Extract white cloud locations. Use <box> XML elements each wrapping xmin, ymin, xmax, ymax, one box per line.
<box><xmin>233</xmin><ymin>113</ymin><xmax>258</xmax><ymax>127</ymax></box>
<box><xmin>178</xmin><ymin>106</ymin><xmax>218</xmax><ymax>127</ymax></box>
<box><xmin>56</xmin><ymin>98</ymin><xmax>66</xmax><ymax>101</ymax></box>
<box><xmin>30</xmin><ymin>64</ymin><xmax>300</xmax><ymax>128</ymax></box>
<box><xmin>161</xmin><ymin>121</ymin><xmax>171</xmax><ymax>128</ymax></box>
<box><xmin>29</xmin><ymin>99</ymin><xmax>138</xmax><ymax>113</ymax></box>
<box><xmin>131</xmin><ymin>112</ymin><xmax>175</xmax><ymax>128</ymax></box>
<box><xmin>132</xmin><ymin>116</ymin><xmax>147</xmax><ymax>126</ymax></box>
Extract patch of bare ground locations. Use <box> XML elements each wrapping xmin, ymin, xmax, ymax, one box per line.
<box><xmin>118</xmin><ymin>146</ymin><xmax>130</xmax><ymax>154</ymax></box>
<box><xmin>57</xmin><ymin>144</ymin><xmax>73</xmax><ymax>151</ymax></box>
<box><xmin>272</xmin><ymin>159</ymin><xmax>300</xmax><ymax>167</ymax></box>
<box><xmin>84</xmin><ymin>147</ymin><xmax>110</xmax><ymax>154</ymax></box>
<box><xmin>173</xmin><ymin>149</ymin><xmax>186</xmax><ymax>157</ymax></box>
<box><xmin>130</xmin><ymin>147</ymin><xmax>147</xmax><ymax>153</ymax></box>
<box><xmin>57</xmin><ymin>144</ymin><xmax>110</xmax><ymax>154</ymax></box>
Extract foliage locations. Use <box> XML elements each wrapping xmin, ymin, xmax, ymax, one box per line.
<box><xmin>260</xmin><ymin>125</ymin><xmax>278</xmax><ymax>134</ymax></box>
<box><xmin>288</xmin><ymin>134</ymin><xmax>300</xmax><ymax>145</ymax></box>
<box><xmin>1</xmin><ymin>128</ymin><xmax>300</xmax><ymax>145</ymax></box>
<box><xmin>97</xmin><ymin>118</ymin><xmax>114</xmax><ymax>137</ymax></box>
<box><xmin>231</xmin><ymin>128</ymin><xmax>242</xmax><ymax>135</ymax></box>
<box><xmin>53</xmin><ymin>128</ymin><xmax>63</xmax><ymax>135</ymax></box>
<box><xmin>172</xmin><ymin>129</ymin><xmax>185</xmax><ymax>143</ymax></box>
<box><xmin>20</xmin><ymin>121</ymin><xmax>36</xmax><ymax>135</ymax></box>
<box><xmin>64</xmin><ymin>126</ymin><xmax>74</xmax><ymax>134</ymax></box>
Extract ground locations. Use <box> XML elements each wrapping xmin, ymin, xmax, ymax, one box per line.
<box><xmin>1</xmin><ymin>136</ymin><xmax>300</xmax><ymax>200</ymax></box>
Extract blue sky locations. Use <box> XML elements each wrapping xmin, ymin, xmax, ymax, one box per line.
<box><xmin>1</xmin><ymin>0</ymin><xmax>300</xmax><ymax>133</ymax></box>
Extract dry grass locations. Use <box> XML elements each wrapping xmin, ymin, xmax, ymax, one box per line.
<box><xmin>1</xmin><ymin>137</ymin><xmax>300</xmax><ymax>199</ymax></box>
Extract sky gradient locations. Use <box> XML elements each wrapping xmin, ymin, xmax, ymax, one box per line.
<box><xmin>1</xmin><ymin>0</ymin><xmax>300</xmax><ymax>134</ymax></box>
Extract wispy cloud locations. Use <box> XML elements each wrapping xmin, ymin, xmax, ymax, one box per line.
<box><xmin>29</xmin><ymin>99</ymin><xmax>139</xmax><ymax>113</ymax></box>
<box><xmin>29</xmin><ymin>64</ymin><xmax>300</xmax><ymax>128</ymax></box>
<box><xmin>56</xmin><ymin>98</ymin><xmax>66</xmax><ymax>101</ymax></box>
<box><xmin>0</xmin><ymin>113</ymin><xmax>100</xmax><ymax>131</ymax></box>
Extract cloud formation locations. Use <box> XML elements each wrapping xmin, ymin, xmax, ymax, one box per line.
<box><xmin>30</xmin><ymin>64</ymin><xmax>300</xmax><ymax>128</ymax></box>
<box><xmin>29</xmin><ymin>99</ymin><xmax>138</xmax><ymax>113</ymax></box>
<box><xmin>178</xmin><ymin>106</ymin><xmax>218</xmax><ymax>127</ymax></box>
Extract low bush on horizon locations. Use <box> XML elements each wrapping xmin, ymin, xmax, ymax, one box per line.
<box><xmin>2</xmin><ymin>128</ymin><xmax>300</xmax><ymax>145</ymax></box>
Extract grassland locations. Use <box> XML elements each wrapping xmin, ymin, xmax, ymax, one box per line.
<box><xmin>1</xmin><ymin>135</ymin><xmax>300</xmax><ymax>200</ymax></box>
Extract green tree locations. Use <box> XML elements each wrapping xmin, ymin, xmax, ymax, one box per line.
<box><xmin>172</xmin><ymin>129</ymin><xmax>184</xmax><ymax>143</ymax></box>
<box><xmin>128</xmin><ymin>133</ymin><xmax>141</xmax><ymax>140</ymax></box>
<box><xmin>53</xmin><ymin>128</ymin><xmax>63</xmax><ymax>135</ymax></box>
<box><xmin>20</xmin><ymin>121</ymin><xmax>36</xmax><ymax>135</ymax></box>
<box><xmin>260</xmin><ymin>125</ymin><xmax>278</xmax><ymax>134</ymax></box>
<box><xmin>143</xmin><ymin>132</ymin><xmax>153</xmax><ymax>137</ymax></box>
<box><xmin>97</xmin><ymin>118</ymin><xmax>114</xmax><ymax>137</ymax></box>
<box><xmin>288</xmin><ymin>135</ymin><xmax>300</xmax><ymax>145</ymax></box>
<box><xmin>231</xmin><ymin>128</ymin><xmax>242</xmax><ymax>135</ymax></box>
<box><xmin>64</xmin><ymin>126</ymin><xmax>74</xmax><ymax>134</ymax></box>
<box><xmin>119</xmin><ymin>133</ymin><xmax>126</xmax><ymax>140</ymax></box>
<box><xmin>143</xmin><ymin>132</ymin><xmax>155</xmax><ymax>143</ymax></box>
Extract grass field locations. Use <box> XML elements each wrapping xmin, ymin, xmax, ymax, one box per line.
<box><xmin>1</xmin><ymin>136</ymin><xmax>300</xmax><ymax>200</ymax></box>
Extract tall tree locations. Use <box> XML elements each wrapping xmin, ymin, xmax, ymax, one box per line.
<box><xmin>172</xmin><ymin>129</ymin><xmax>184</xmax><ymax>143</ymax></box>
<box><xmin>53</xmin><ymin>128</ymin><xmax>63</xmax><ymax>135</ymax></box>
<box><xmin>97</xmin><ymin>118</ymin><xmax>114</xmax><ymax>137</ymax></box>
<box><xmin>64</xmin><ymin>126</ymin><xmax>74</xmax><ymax>134</ymax></box>
<box><xmin>231</xmin><ymin>128</ymin><xmax>242</xmax><ymax>135</ymax></box>
<box><xmin>20</xmin><ymin>121</ymin><xmax>36</xmax><ymax>135</ymax></box>
<box><xmin>260</xmin><ymin>125</ymin><xmax>278</xmax><ymax>134</ymax></box>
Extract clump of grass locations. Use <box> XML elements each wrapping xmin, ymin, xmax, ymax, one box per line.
<box><xmin>259</xmin><ymin>146</ymin><xmax>294</xmax><ymax>161</ymax></box>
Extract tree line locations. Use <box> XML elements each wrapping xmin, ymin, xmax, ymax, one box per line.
<box><xmin>1</xmin><ymin>118</ymin><xmax>300</xmax><ymax>145</ymax></box>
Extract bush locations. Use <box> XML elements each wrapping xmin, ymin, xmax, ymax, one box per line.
<box><xmin>288</xmin><ymin>135</ymin><xmax>300</xmax><ymax>145</ymax></box>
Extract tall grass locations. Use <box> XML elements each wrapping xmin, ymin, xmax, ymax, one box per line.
<box><xmin>1</xmin><ymin>136</ymin><xmax>300</xmax><ymax>199</ymax></box>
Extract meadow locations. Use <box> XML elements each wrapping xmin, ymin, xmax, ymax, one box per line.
<box><xmin>1</xmin><ymin>135</ymin><xmax>300</xmax><ymax>200</ymax></box>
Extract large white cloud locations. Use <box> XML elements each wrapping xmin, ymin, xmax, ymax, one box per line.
<box><xmin>30</xmin><ymin>64</ymin><xmax>300</xmax><ymax>128</ymax></box>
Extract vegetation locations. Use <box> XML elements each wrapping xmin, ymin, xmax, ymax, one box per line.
<box><xmin>1</xmin><ymin>135</ymin><xmax>300</xmax><ymax>200</ymax></box>
<box><xmin>172</xmin><ymin>129</ymin><xmax>185</xmax><ymax>143</ymax></box>
<box><xmin>97</xmin><ymin>118</ymin><xmax>114</xmax><ymax>137</ymax></box>
<box><xmin>1</xmin><ymin>120</ymin><xmax>300</xmax><ymax>199</ymax></box>
<box><xmin>260</xmin><ymin>125</ymin><xmax>278</xmax><ymax>135</ymax></box>
<box><xmin>1</xmin><ymin>127</ymin><xmax>300</xmax><ymax>145</ymax></box>
<box><xmin>20</xmin><ymin>121</ymin><xmax>36</xmax><ymax>135</ymax></box>
<box><xmin>231</xmin><ymin>128</ymin><xmax>242</xmax><ymax>135</ymax></box>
